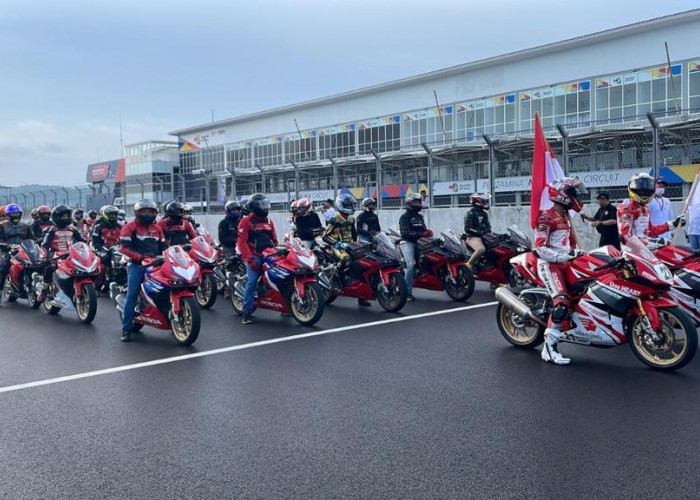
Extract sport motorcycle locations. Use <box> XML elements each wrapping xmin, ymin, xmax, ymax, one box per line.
<box><xmin>495</xmin><ymin>237</ymin><xmax>697</xmax><ymax>370</ymax></box>
<box><xmin>650</xmin><ymin>241</ymin><xmax>700</xmax><ymax>326</ymax></box>
<box><xmin>38</xmin><ymin>242</ymin><xmax>100</xmax><ymax>324</ymax></box>
<box><xmin>230</xmin><ymin>238</ymin><xmax>325</xmax><ymax>326</ymax></box>
<box><xmin>111</xmin><ymin>245</ymin><xmax>201</xmax><ymax>345</ymax></box>
<box><xmin>187</xmin><ymin>235</ymin><xmax>224</xmax><ymax>309</ymax></box>
<box><xmin>3</xmin><ymin>239</ymin><xmax>47</xmax><ymax>309</ymax></box>
<box><xmin>464</xmin><ymin>226</ymin><xmax>532</xmax><ymax>289</ymax></box>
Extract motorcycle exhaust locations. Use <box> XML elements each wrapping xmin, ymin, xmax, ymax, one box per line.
<box><xmin>494</xmin><ymin>288</ymin><xmax>547</xmax><ymax>327</ymax></box>
<box><xmin>114</xmin><ymin>293</ymin><xmax>126</xmax><ymax>314</ymax></box>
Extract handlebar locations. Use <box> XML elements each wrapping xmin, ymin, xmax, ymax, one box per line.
<box><xmin>592</xmin><ymin>258</ymin><xmax>625</xmax><ymax>272</ymax></box>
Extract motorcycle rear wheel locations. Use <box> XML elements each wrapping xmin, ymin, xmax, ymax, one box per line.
<box><xmin>195</xmin><ymin>273</ymin><xmax>217</xmax><ymax>309</ymax></box>
<box><xmin>375</xmin><ymin>272</ymin><xmax>407</xmax><ymax>312</ymax></box>
<box><xmin>628</xmin><ymin>306</ymin><xmax>698</xmax><ymax>370</ymax></box>
<box><xmin>75</xmin><ymin>283</ymin><xmax>97</xmax><ymax>324</ymax></box>
<box><xmin>443</xmin><ymin>265</ymin><xmax>475</xmax><ymax>302</ymax></box>
<box><xmin>170</xmin><ymin>296</ymin><xmax>200</xmax><ymax>346</ymax></box>
<box><xmin>496</xmin><ymin>289</ymin><xmax>546</xmax><ymax>348</ymax></box>
<box><xmin>291</xmin><ymin>282</ymin><xmax>325</xmax><ymax>326</ymax></box>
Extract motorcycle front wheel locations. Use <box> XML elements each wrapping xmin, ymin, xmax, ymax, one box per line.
<box><xmin>443</xmin><ymin>265</ymin><xmax>475</xmax><ymax>302</ymax></box>
<box><xmin>75</xmin><ymin>283</ymin><xmax>97</xmax><ymax>324</ymax></box>
<box><xmin>170</xmin><ymin>296</ymin><xmax>201</xmax><ymax>346</ymax></box>
<box><xmin>26</xmin><ymin>274</ymin><xmax>40</xmax><ymax>309</ymax></box>
<box><xmin>195</xmin><ymin>273</ymin><xmax>217</xmax><ymax>309</ymax></box>
<box><xmin>496</xmin><ymin>289</ymin><xmax>546</xmax><ymax>348</ymax></box>
<box><xmin>628</xmin><ymin>306</ymin><xmax>698</xmax><ymax>370</ymax></box>
<box><xmin>374</xmin><ymin>272</ymin><xmax>407</xmax><ymax>312</ymax></box>
<box><xmin>290</xmin><ymin>282</ymin><xmax>325</xmax><ymax>326</ymax></box>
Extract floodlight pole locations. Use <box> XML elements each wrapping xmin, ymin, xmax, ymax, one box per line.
<box><xmin>647</xmin><ymin>113</ymin><xmax>660</xmax><ymax>181</ymax></box>
<box><xmin>556</xmin><ymin>124</ymin><xmax>569</xmax><ymax>176</ymax></box>
<box><xmin>289</xmin><ymin>160</ymin><xmax>300</xmax><ymax>201</ymax></box>
<box><xmin>483</xmin><ymin>134</ymin><xmax>497</xmax><ymax>201</ymax></box>
<box><xmin>421</xmin><ymin>143</ymin><xmax>433</xmax><ymax>209</ymax></box>
<box><xmin>327</xmin><ymin>156</ymin><xmax>339</xmax><ymax>200</ymax></box>
<box><xmin>370</xmin><ymin>149</ymin><xmax>382</xmax><ymax>210</ymax></box>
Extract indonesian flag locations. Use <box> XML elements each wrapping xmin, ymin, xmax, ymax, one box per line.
<box><xmin>530</xmin><ymin>113</ymin><xmax>565</xmax><ymax>229</ymax></box>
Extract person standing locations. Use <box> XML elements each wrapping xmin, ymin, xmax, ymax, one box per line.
<box><xmin>688</xmin><ymin>202</ymin><xmax>700</xmax><ymax>251</ymax></box>
<box><xmin>420</xmin><ymin>189</ymin><xmax>430</xmax><ymax>209</ymax></box>
<box><xmin>399</xmin><ymin>193</ymin><xmax>432</xmax><ymax>302</ymax></box>
<box><xmin>321</xmin><ymin>199</ymin><xmax>336</xmax><ymax>223</ymax></box>
<box><xmin>647</xmin><ymin>177</ymin><xmax>674</xmax><ymax>240</ymax></box>
<box><xmin>580</xmin><ymin>192</ymin><xmax>621</xmax><ymax>250</ymax></box>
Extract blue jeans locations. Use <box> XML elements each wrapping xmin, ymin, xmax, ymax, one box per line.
<box><xmin>690</xmin><ymin>234</ymin><xmax>700</xmax><ymax>251</ymax></box>
<box><xmin>122</xmin><ymin>263</ymin><xmax>145</xmax><ymax>332</ymax></box>
<box><xmin>244</xmin><ymin>256</ymin><xmax>263</xmax><ymax>313</ymax></box>
<box><xmin>400</xmin><ymin>241</ymin><xmax>416</xmax><ymax>295</ymax></box>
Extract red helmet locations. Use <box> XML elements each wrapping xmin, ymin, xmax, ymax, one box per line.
<box><xmin>469</xmin><ymin>193</ymin><xmax>490</xmax><ymax>209</ymax></box>
<box><xmin>297</xmin><ymin>197</ymin><xmax>312</xmax><ymax>215</ymax></box>
<box><xmin>548</xmin><ymin>177</ymin><xmax>587</xmax><ymax>212</ymax></box>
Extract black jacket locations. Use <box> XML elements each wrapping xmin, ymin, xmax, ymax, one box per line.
<box><xmin>0</xmin><ymin>221</ymin><xmax>33</xmax><ymax>247</ymax></box>
<box><xmin>294</xmin><ymin>212</ymin><xmax>323</xmax><ymax>241</ymax></box>
<box><xmin>218</xmin><ymin>216</ymin><xmax>240</xmax><ymax>248</ymax></box>
<box><xmin>399</xmin><ymin>209</ymin><xmax>427</xmax><ymax>242</ymax></box>
<box><xmin>464</xmin><ymin>208</ymin><xmax>491</xmax><ymax>237</ymax></box>
<box><xmin>356</xmin><ymin>211</ymin><xmax>381</xmax><ymax>239</ymax></box>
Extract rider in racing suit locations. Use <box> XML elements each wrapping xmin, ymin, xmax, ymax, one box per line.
<box><xmin>534</xmin><ymin>177</ymin><xmax>587</xmax><ymax>366</ymax></box>
<box><xmin>617</xmin><ymin>173</ymin><xmax>685</xmax><ymax>245</ymax></box>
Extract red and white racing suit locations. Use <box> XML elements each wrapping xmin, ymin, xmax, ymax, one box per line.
<box><xmin>616</xmin><ymin>200</ymin><xmax>672</xmax><ymax>244</ymax></box>
<box><xmin>534</xmin><ymin>208</ymin><xmax>577</xmax><ymax>326</ymax></box>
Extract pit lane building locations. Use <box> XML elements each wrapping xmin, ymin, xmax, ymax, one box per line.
<box><xmin>168</xmin><ymin>9</ymin><xmax>700</xmax><ymax>212</ymax></box>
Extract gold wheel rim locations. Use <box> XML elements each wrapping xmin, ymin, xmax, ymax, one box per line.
<box><xmin>499</xmin><ymin>297</ymin><xmax>539</xmax><ymax>344</ymax></box>
<box><xmin>632</xmin><ymin>311</ymin><xmax>688</xmax><ymax>367</ymax></box>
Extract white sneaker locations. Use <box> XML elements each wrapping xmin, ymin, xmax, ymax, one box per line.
<box><xmin>541</xmin><ymin>328</ymin><xmax>571</xmax><ymax>365</ymax></box>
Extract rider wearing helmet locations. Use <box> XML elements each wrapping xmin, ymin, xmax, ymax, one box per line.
<box><xmin>86</xmin><ymin>210</ymin><xmax>98</xmax><ymax>233</ymax></box>
<box><xmin>239</xmin><ymin>197</ymin><xmax>251</xmax><ymax>217</ymax></box>
<box><xmin>617</xmin><ymin>173</ymin><xmax>685</xmax><ymax>245</ymax></box>
<box><xmin>0</xmin><ymin>204</ymin><xmax>33</xmax><ymax>303</ymax></box>
<box><xmin>91</xmin><ymin>205</ymin><xmax>121</xmax><ymax>265</ymax></box>
<box><xmin>30</xmin><ymin>208</ymin><xmax>39</xmax><ymax>221</ymax></box>
<box><xmin>117</xmin><ymin>209</ymin><xmax>126</xmax><ymax>227</ymax></box>
<box><xmin>38</xmin><ymin>205</ymin><xmax>84</xmax><ymax>302</ymax></box>
<box><xmin>464</xmin><ymin>193</ymin><xmax>492</xmax><ymax>270</ymax></box>
<box><xmin>294</xmin><ymin>198</ymin><xmax>323</xmax><ymax>249</ymax></box>
<box><xmin>356</xmin><ymin>197</ymin><xmax>380</xmax><ymax>245</ymax></box>
<box><xmin>181</xmin><ymin>203</ymin><xmax>200</xmax><ymax>229</ymax></box>
<box><xmin>0</xmin><ymin>205</ymin><xmax>6</xmax><ymax>220</ymax></box>
<box><xmin>31</xmin><ymin>205</ymin><xmax>53</xmax><ymax>240</ymax></box>
<box><xmin>399</xmin><ymin>193</ymin><xmax>432</xmax><ymax>301</ymax></box>
<box><xmin>156</xmin><ymin>201</ymin><xmax>197</xmax><ymax>247</ymax></box>
<box><xmin>119</xmin><ymin>199</ymin><xmax>166</xmax><ymax>342</ymax></box>
<box><xmin>533</xmin><ymin>177</ymin><xmax>588</xmax><ymax>366</ymax></box>
<box><xmin>236</xmin><ymin>193</ymin><xmax>278</xmax><ymax>324</ymax></box>
<box><xmin>72</xmin><ymin>208</ymin><xmax>87</xmax><ymax>238</ymax></box>
<box><xmin>218</xmin><ymin>199</ymin><xmax>242</xmax><ymax>261</ymax></box>
<box><xmin>286</xmin><ymin>200</ymin><xmax>298</xmax><ymax>241</ymax></box>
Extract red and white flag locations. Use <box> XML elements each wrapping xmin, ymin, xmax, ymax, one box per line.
<box><xmin>530</xmin><ymin>112</ymin><xmax>565</xmax><ymax>229</ymax></box>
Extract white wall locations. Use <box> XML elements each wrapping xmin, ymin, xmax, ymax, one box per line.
<box><xmin>195</xmin><ymin>201</ymin><xmax>687</xmax><ymax>252</ymax></box>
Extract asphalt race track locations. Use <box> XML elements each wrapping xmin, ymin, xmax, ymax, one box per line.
<box><xmin>1</xmin><ymin>283</ymin><xmax>699</xmax><ymax>499</ymax></box>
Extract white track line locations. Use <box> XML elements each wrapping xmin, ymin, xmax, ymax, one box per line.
<box><xmin>0</xmin><ymin>301</ymin><xmax>497</xmax><ymax>394</ymax></box>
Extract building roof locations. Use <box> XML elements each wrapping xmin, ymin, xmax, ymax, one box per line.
<box><xmin>170</xmin><ymin>9</ymin><xmax>700</xmax><ymax>137</ymax></box>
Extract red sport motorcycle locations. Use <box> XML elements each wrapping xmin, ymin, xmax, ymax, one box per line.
<box><xmin>38</xmin><ymin>242</ymin><xmax>100</xmax><ymax>324</ymax></box>
<box><xmin>495</xmin><ymin>237</ymin><xmax>697</xmax><ymax>370</ymax></box>
<box><xmin>111</xmin><ymin>245</ymin><xmax>202</xmax><ymax>345</ymax></box>
<box><xmin>187</xmin><ymin>235</ymin><xmax>222</xmax><ymax>309</ymax></box>
<box><xmin>230</xmin><ymin>238</ymin><xmax>325</xmax><ymax>326</ymax></box>
<box><xmin>3</xmin><ymin>239</ymin><xmax>47</xmax><ymax>309</ymax></box>
<box><xmin>316</xmin><ymin>232</ymin><xmax>407</xmax><ymax>312</ymax></box>
<box><xmin>650</xmin><ymin>241</ymin><xmax>700</xmax><ymax>326</ymax></box>
<box><xmin>464</xmin><ymin>226</ymin><xmax>533</xmax><ymax>290</ymax></box>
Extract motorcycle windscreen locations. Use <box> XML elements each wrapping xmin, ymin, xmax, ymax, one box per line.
<box><xmin>374</xmin><ymin>232</ymin><xmax>401</xmax><ymax>261</ymax></box>
<box><xmin>440</xmin><ymin>230</ymin><xmax>467</xmax><ymax>255</ymax></box>
<box><xmin>20</xmin><ymin>239</ymin><xmax>42</xmax><ymax>264</ymax></box>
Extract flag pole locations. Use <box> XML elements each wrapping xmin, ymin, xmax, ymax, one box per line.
<box><xmin>670</xmin><ymin>167</ymin><xmax>700</xmax><ymax>246</ymax></box>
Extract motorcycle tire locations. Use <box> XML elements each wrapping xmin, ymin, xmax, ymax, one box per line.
<box><xmin>627</xmin><ymin>306</ymin><xmax>698</xmax><ymax>371</ymax></box>
<box><xmin>195</xmin><ymin>273</ymin><xmax>218</xmax><ymax>309</ymax></box>
<box><xmin>291</xmin><ymin>282</ymin><xmax>325</xmax><ymax>326</ymax></box>
<box><xmin>75</xmin><ymin>283</ymin><xmax>98</xmax><ymax>324</ymax></box>
<box><xmin>496</xmin><ymin>288</ymin><xmax>546</xmax><ymax>348</ymax></box>
<box><xmin>323</xmin><ymin>289</ymin><xmax>337</xmax><ymax>305</ymax></box>
<box><xmin>25</xmin><ymin>275</ymin><xmax>40</xmax><ymax>309</ymax></box>
<box><xmin>170</xmin><ymin>296</ymin><xmax>201</xmax><ymax>346</ymax></box>
<box><xmin>375</xmin><ymin>272</ymin><xmax>408</xmax><ymax>312</ymax></box>
<box><xmin>443</xmin><ymin>265</ymin><xmax>475</xmax><ymax>302</ymax></box>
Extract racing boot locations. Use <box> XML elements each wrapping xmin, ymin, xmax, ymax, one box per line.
<box><xmin>541</xmin><ymin>327</ymin><xmax>570</xmax><ymax>365</ymax></box>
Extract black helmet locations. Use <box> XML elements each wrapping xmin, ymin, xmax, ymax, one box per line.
<box><xmin>361</xmin><ymin>197</ymin><xmax>377</xmax><ymax>211</ymax></box>
<box><xmin>405</xmin><ymin>193</ymin><xmax>422</xmax><ymax>211</ymax></box>
<box><xmin>225</xmin><ymin>200</ymin><xmax>241</xmax><ymax>218</ymax></box>
<box><xmin>5</xmin><ymin>204</ymin><xmax>22</xmax><ymax>225</ymax></box>
<box><xmin>335</xmin><ymin>193</ymin><xmax>357</xmax><ymax>215</ymax></box>
<box><xmin>249</xmin><ymin>193</ymin><xmax>270</xmax><ymax>217</ymax></box>
<box><xmin>30</xmin><ymin>208</ymin><xmax>39</xmax><ymax>220</ymax></box>
<box><xmin>628</xmin><ymin>173</ymin><xmax>656</xmax><ymax>206</ymax></box>
<box><xmin>134</xmin><ymin>199</ymin><xmax>158</xmax><ymax>226</ymax></box>
<box><xmin>165</xmin><ymin>200</ymin><xmax>184</xmax><ymax>221</ymax></box>
<box><xmin>240</xmin><ymin>197</ymin><xmax>251</xmax><ymax>216</ymax></box>
<box><xmin>52</xmin><ymin>205</ymin><xmax>73</xmax><ymax>228</ymax></box>
<box><xmin>88</xmin><ymin>210</ymin><xmax>97</xmax><ymax>219</ymax></box>
<box><xmin>101</xmin><ymin>204</ymin><xmax>119</xmax><ymax>223</ymax></box>
<box><xmin>72</xmin><ymin>208</ymin><xmax>84</xmax><ymax>220</ymax></box>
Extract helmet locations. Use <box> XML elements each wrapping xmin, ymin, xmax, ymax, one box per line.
<box><xmin>0</xmin><ymin>205</ymin><xmax>5</xmax><ymax>218</ymax></box>
<box><xmin>405</xmin><ymin>193</ymin><xmax>422</xmax><ymax>211</ymax></box>
<box><xmin>335</xmin><ymin>193</ymin><xmax>357</xmax><ymax>215</ymax></box>
<box><xmin>469</xmin><ymin>193</ymin><xmax>490</xmax><ymax>210</ymax></box>
<box><xmin>182</xmin><ymin>203</ymin><xmax>193</xmax><ymax>216</ymax></box>
<box><xmin>361</xmin><ymin>197</ymin><xmax>377</xmax><ymax>211</ymax></box>
<box><xmin>101</xmin><ymin>204</ymin><xmax>119</xmax><ymax>223</ymax></box>
<box><xmin>290</xmin><ymin>200</ymin><xmax>298</xmax><ymax>214</ymax></box>
<box><xmin>240</xmin><ymin>197</ymin><xmax>251</xmax><ymax>216</ymax></box>
<box><xmin>225</xmin><ymin>200</ymin><xmax>241</xmax><ymax>218</ymax></box>
<box><xmin>5</xmin><ymin>204</ymin><xmax>22</xmax><ymax>225</ymax></box>
<box><xmin>117</xmin><ymin>210</ymin><xmax>126</xmax><ymax>222</ymax></box>
<box><xmin>72</xmin><ymin>208</ymin><xmax>84</xmax><ymax>220</ymax></box>
<box><xmin>165</xmin><ymin>200</ymin><xmax>184</xmax><ymax>221</ymax></box>
<box><xmin>134</xmin><ymin>199</ymin><xmax>158</xmax><ymax>226</ymax></box>
<box><xmin>88</xmin><ymin>210</ymin><xmax>97</xmax><ymax>219</ymax></box>
<box><xmin>249</xmin><ymin>193</ymin><xmax>270</xmax><ymax>218</ymax></box>
<box><xmin>37</xmin><ymin>205</ymin><xmax>52</xmax><ymax>222</ymax></box>
<box><xmin>52</xmin><ymin>205</ymin><xmax>73</xmax><ymax>228</ymax></box>
<box><xmin>628</xmin><ymin>173</ymin><xmax>656</xmax><ymax>205</ymax></box>
<box><xmin>30</xmin><ymin>208</ymin><xmax>39</xmax><ymax>220</ymax></box>
<box><xmin>548</xmin><ymin>177</ymin><xmax>587</xmax><ymax>212</ymax></box>
<box><xmin>297</xmin><ymin>198</ymin><xmax>312</xmax><ymax>215</ymax></box>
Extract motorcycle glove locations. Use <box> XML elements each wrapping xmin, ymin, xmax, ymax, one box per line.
<box><xmin>668</xmin><ymin>214</ymin><xmax>687</xmax><ymax>229</ymax></box>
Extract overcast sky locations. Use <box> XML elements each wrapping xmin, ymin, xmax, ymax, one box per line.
<box><xmin>0</xmin><ymin>0</ymin><xmax>696</xmax><ymax>187</ymax></box>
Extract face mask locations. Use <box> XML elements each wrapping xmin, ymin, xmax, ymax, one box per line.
<box><xmin>227</xmin><ymin>212</ymin><xmax>240</xmax><ymax>220</ymax></box>
<box><xmin>411</xmin><ymin>205</ymin><xmax>422</xmax><ymax>213</ymax></box>
<box><xmin>138</xmin><ymin>215</ymin><xmax>156</xmax><ymax>225</ymax></box>
<box><xmin>655</xmin><ymin>187</ymin><xmax>665</xmax><ymax>196</ymax></box>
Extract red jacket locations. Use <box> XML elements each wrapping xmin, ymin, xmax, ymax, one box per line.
<box><xmin>533</xmin><ymin>208</ymin><xmax>577</xmax><ymax>263</ymax></box>
<box><xmin>156</xmin><ymin>218</ymin><xmax>197</xmax><ymax>247</ymax></box>
<box><xmin>42</xmin><ymin>225</ymin><xmax>84</xmax><ymax>254</ymax></box>
<box><xmin>119</xmin><ymin>220</ymin><xmax>165</xmax><ymax>263</ymax></box>
<box><xmin>236</xmin><ymin>215</ymin><xmax>278</xmax><ymax>261</ymax></box>
<box><xmin>617</xmin><ymin>200</ymin><xmax>670</xmax><ymax>243</ymax></box>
